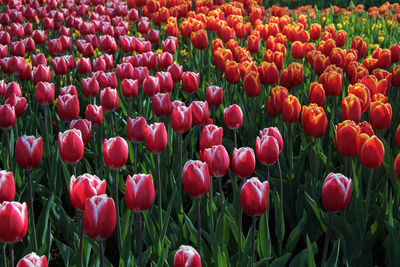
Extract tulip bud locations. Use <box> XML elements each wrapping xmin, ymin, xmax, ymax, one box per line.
<box><xmin>240</xmin><ymin>177</ymin><xmax>269</xmax><ymax>216</ymax></box>
<box><xmin>200</xmin><ymin>145</ymin><xmax>229</xmax><ymax>178</ymax></box>
<box><xmin>282</xmin><ymin>95</ymin><xmax>301</xmax><ymax>123</ymax></box>
<box><xmin>200</xmin><ymin>124</ymin><xmax>223</xmax><ymax>151</ymax></box>
<box><xmin>152</xmin><ymin>93</ymin><xmax>172</xmax><ymax>117</ymax></box>
<box><xmin>125</xmin><ymin>174</ymin><xmax>155</xmax><ymax>212</ymax></box>
<box><xmin>35</xmin><ymin>82</ymin><xmax>54</xmax><ymax>105</ymax></box>
<box><xmin>335</xmin><ymin>120</ymin><xmax>360</xmax><ymax>157</ymax></box>
<box><xmin>171</xmin><ymin>106</ymin><xmax>192</xmax><ymax>133</ymax></box>
<box><xmin>369</xmin><ymin>101</ymin><xmax>392</xmax><ymax>130</ymax></box>
<box><xmin>15</xmin><ymin>136</ymin><xmax>43</xmax><ymax>170</ymax></box>
<box><xmin>100</xmin><ymin>88</ymin><xmax>119</xmax><ymax>111</ymax></box>
<box><xmin>232</xmin><ymin>147</ymin><xmax>255</xmax><ymax>179</ymax></box>
<box><xmin>182</xmin><ymin>72</ymin><xmax>200</xmax><ymax>94</ymax></box>
<box><xmin>57</xmin><ymin>94</ymin><xmax>80</xmax><ymax>122</ymax></box>
<box><xmin>182</xmin><ymin>160</ymin><xmax>210</xmax><ymax>198</ymax></box>
<box><xmin>243</xmin><ymin>70</ymin><xmax>260</xmax><ymax>97</ymax></box>
<box><xmin>191</xmin><ymin>101</ymin><xmax>209</xmax><ymax>127</ymax></box>
<box><xmin>103</xmin><ymin>137</ymin><xmax>128</xmax><ymax>170</ymax></box>
<box><xmin>174</xmin><ymin>245</ymin><xmax>202</xmax><ymax>267</ymax></box>
<box><xmin>206</xmin><ymin>86</ymin><xmax>223</xmax><ymax>107</ymax></box>
<box><xmin>69</xmin><ymin>174</ymin><xmax>106</xmax><ymax>212</ymax></box>
<box><xmin>16</xmin><ymin>252</ymin><xmax>48</xmax><ymax>267</ymax></box>
<box><xmin>341</xmin><ymin>94</ymin><xmax>361</xmax><ymax>123</ymax></box>
<box><xmin>301</xmin><ymin>104</ymin><xmax>328</xmax><ymax>138</ymax></box>
<box><xmin>70</xmin><ymin>119</ymin><xmax>92</xmax><ymax>146</ymax></box>
<box><xmin>0</xmin><ymin>170</ymin><xmax>15</xmax><ymax>203</ymax></box>
<box><xmin>127</xmin><ymin>117</ymin><xmax>148</xmax><ymax>144</ymax></box>
<box><xmin>85</xmin><ymin>105</ymin><xmax>103</xmax><ymax>127</ymax></box>
<box><xmin>256</xmin><ymin>135</ymin><xmax>279</xmax><ymax>166</ymax></box>
<box><xmin>58</xmin><ymin>129</ymin><xmax>84</xmax><ymax>164</ymax></box>
<box><xmin>322</xmin><ymin>173</ymin><xmax>352</xmax><ymax>213</ymax></box>
<box><xmin>223</xmin><ymin>104</ymin><xmax>243</xmax><ymax>130</ymax></box>
<box><xmin>83</xmin><ymin>194</ymin><xmax>116</xmax><ymax>240</ymax></box>
<box><xmin>259</xmin><ymin>127</ymin><xmax>284</xmax><ymax>152</ymax></box>
<box><xmin>82</xmin><ymin>77</ymin><xmax>100</xmax><ymax>98</ymax></box>
<box><xmin>0</xmin><ymin>201</ymin><xmax>28</xmax><ymax>243</ymax></box>
<box><xmin>357</xmin><ymin>134</ymin><xmax>384</xmax><ymax>168</ymax></box>
<box><xmin>145</xmin><ymin>123</ymin><xmax>168</xmax><ymax>154</ymax></box>
<box><xmin>0</xmin><ymin>104</ymin><xmax>16</xmax><ymax>129</ymax></box>
<box><xmin>143</xmin><ymin>75</ymin><xmax>160</xmax><ymax>97</ymax></box>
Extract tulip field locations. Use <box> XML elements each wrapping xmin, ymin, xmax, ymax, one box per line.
<box><xmin>1</xmin><ymin>0</ymin><xmax>400</xmax><ymax>266</ymax></box>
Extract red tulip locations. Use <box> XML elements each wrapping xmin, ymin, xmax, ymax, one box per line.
<box><xmin>223</xmin><ymin>104</ymin><xmax>243</xmax><ymax>130</ymax></box>
<box><xmin>310</xmin><ymin>23</ymin><xmax>321</xmax><ymax>40</ymax></box>
<box><xmin>258</xmin><ymin>62</ymin><xmax>279</xmax><ymax>86</ymax></box>
<box><xmin>0</xmin><ymin>201</ymin><xmax>28</xmax><ymax>243</ymax></box>
<box><xmin>191</xmin><ymin>30</ymin><xmax>208</xmax><ymax>50</ymax></box>
<box><xmin>395</xmin><ymin>154</ymin><xmax>400</xmax><ymax>180</ymax></box>
<box><xmin>32</xmin><ymin>65</ymin><xmax>51</xmax><ymax>84</ymax></box>
<box><xmin>127</xmin><ymin>117</ymin><xmax>148</xmax><ymax>144</ymax></box>
<box><xmin>51</xmin><ymin>57</ymin><xmax>68</xmax><ymax>75</ymax></box>
<box><xmin>282</xmin><ymin>95</ymin><xmax>301</xmax><ymax>123</ymax></box>
<box><xmin>83</xmin><ymin>194</ymin><xmax>116</xmax><ymax>240</ymax></box>
<box><xmin>35</xmin><ymin>82</ymin><xmax>55</xmax><ymax>105</ymax></box>
<box><xmin>69</xmin><ymin>174</ymin><xmax>106</xmax><ymax>212</ymax></box>
<box><xmin>15</xmin><ymin>136</ymin><xmax>43</xmax><ymax>170</ymax></box>
<box><xmin>48</xmin><ymin>38</ymin><xmax>62</xmax><ymax>57</ymax></box>
<box><xmin>99</xmin><ymin>35</ymin><xmax>118</xmax><ymax>54</ymax></box>
<box><xmin>232</xmin><ymin>147</ymin><xmax>255</xmax><ymax>179</ymax></box>
<box><xmin>103</xmin><ymin>137</ymin><xmax>128</xmax><ymax>170</ymax></box>
<box><xmin>162</xmin><ymin>36</ymin><xmax>177</xmax><ymax>55</ymax></box>
<box><xmin>58</xmin><ymin>129</ymin><xmax>84</xmax><ymax>164</ymax></box>
<box><xmin>69</xmin><ymin>119</ymin><xmax>92</xmax><ymax>146</ymax></box>
<box><xmin>143</xmin><ymin>76</ymin><xmax>160</xmax><ymax>97</ymax></box>
<box><xmin>145</xmin><ymin>123</ymin><xmax>168</xmax><ymax>154</ymax></box>
<box><xmin>120</xmin><ymin>79</ymin><xmax>138</xmax><ymax>99</ymax></box>
<box><xmin>191</xmin><ymin>101</ymin><xmax>209</xmax><ymax>127</ymax></box>
<box><xmin>57</xmin><ymin>94</ymin><xmax>80</xmax><ymax>122</ymax></box>
<box><xmin>240</xmin><ymin>177</ymin><xmax>269</xmax><ymax>216</ymax></box>
<box><xmin>301</xmin><ymin>104</ymin><xmax>328</xmax><ymax>138</ymax></box>
<box><xmin>159</xmin><ymin>52</ymin><xmax>173</xmax><ymax>70</ymax></box>
<box><xmin>348</xmin><ymin>83</ymin><xmax>371</xmax><ymax>113</ymax></box>
<box><xmin>82</xmin><ymin>77</ymin><xmax>100</xmax><ymax>98</ymax></box>
<box><xmin>259</xmin><ymin>127</ymin><xmax>284</xmax><ymax>152</ymax></box>
<box><xmin>291</xmin><ymin>41</ymin><xmax>306</xmax><ymax>59</ymax></box>
<box><xmin>156</xmin><ymin>71</ymin><xmax>173</xmax><ymax>93</ymax></box>
<box><xmin>152</xmin><ymin>93</ymin><xmax>172</xmax><ymax>117</ymax></box>
<box><xmin>318</xmin><ymin>70</ymin><xmax>343</xmax><ymax>96</ymax></box>
<box><xmin>147</xmin><ymin>29</ymin><xmax>160</xmax><ymax>44</ymax></box>
<box><xmin>357</xmin><ymin>134</ymin><xmax>384</xmax><ymax>168</ymax></box>
<box><xmin>85</xmin><ymin>105</ymin><xmax>103</xmax><ymax>127</ymax></box>
<box><xmin>0</xmin><ymin>170</ymin><xmax>15</xmax><ymax>203</ymax></box>
<box><xmin>167</xmin><ymin>63</ymin><xmax>183</xmax><ymax>82</ymax></box>
<box><xmin>4</xmin><ymin>94</ymin><xmax>27</xmax><ymax>118</ymax></box>
<box><xmin>100</xmin><ymin>88</ymin><xmax>119</xmax><ymax>111</ymax></box>
<box><xmin>369</xmin><ymin>101</ymin><xmax>392</xmax><ymax>130</ymax></box>
<box><xmin>321</xmin><ymin>173</ymin><xmax>352</xmax><ymax>213</ymax></box>
<box><xmin>76</xmin><ymin>57</ymin><xmax>92</xmax><ymax>75</ymax></box>
<box><xmin>224</xmin><ymin>60</ymin><xmax>240</xmax><ymax>84</ymax></box>
<box><xmin>182</xmin><ymin>160</ymin><xmax>210</xmax><ymax>198</ymax></box>
<box><xmin>171</xmin><ymin>106</ymin><xmax>192</xmax><ymax>133</ymax></box>
<box><xmin>16</xmin><ymin>252</ymin><xmax>48</xmax><ymax>267</ymax></box>
<box><xmin>390</xmin><ymin>44</ymin><xmax>400</xmax><ymax>64</ymax></box>
<box><xmin>243</xmin><ymin>70</ymin><xmax>260</xmax><ymax>97</ymax></box>
<box><xmin>256</xmin><ymin>134</ymin><xmax>279</xmax><ymax>166</ymax></box>
<box><xmin>174</xmin><ymin>245</ymin><xmax>202</xmax><ymax>267</ymax></box>
<box><xmin>341</xmin><ymin>94</ymin><xmax>361</xmax><ymax>123</ymax></box>
<box><xmin>116</xmin><ymin>63</ymin><xmax>134</xmax><ymax>80</ymax></box>
<box><xmin>200</xmin><ymin>145</ymin><xmax>229</xmax><ymax>178</ymax></box>
<box><xmin>125</xmin><ymin>174</ymin><xmax>155</xmax><ymax>212</ymax></box>
<box><xmin>182</xmin><ymin>72</ymin><xmax>200</xmax><ymax>94</ymax></box>
<box><xmin>351</xmin><ymin>36</ymin><xmax>367</xmax><ymax>59</ymax></box>
<box><xmin>247</xmin><ymin>34</ymin><xmax>260</xmax><ymax>53</ymax></box>
<box><xmin>206</xmin><ymin>86</ymin><xmax>223</xmax><ymax>107</ymax></box>
<box><xmin>200</xmin><ymin>124</ymin><xmax>222</xmax><ymax>151</ymax></box>
<box><xmin>0</xmin><ymin>104</ymin><xmax>16</xmax><ymax>129</ymax></box>
<box><xmin>335</xmin><ymin>120</ymin><xmax>360</xmax><ymax>157</ymax></box>
<box><xmin>60</xmin><ymin>85</ymin><xmax>77</xmax><ymax>96</ymax></box>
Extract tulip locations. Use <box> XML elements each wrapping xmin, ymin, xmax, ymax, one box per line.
<box><xmin>159</xmin><ymin>52</ymin><xmax>173</xmax><ymax>70</ymax></box>
<box><xmin>83</xmin><ymin>194</ymin><xmax>116</xmax><ymax>240</ymax></box>
<box><xmin>206</xmin><ymin>86</ymin><xmax>223</xmax><ymax>120</ymax></box>
<box><xmin>82</xmin><ymin>77</ymin><xmax>100</xmax><ymax>99</ymax></box>
<box><xmin>223</xmin><ymin>104</ymin><xmax>243</xmax><ymax>130</ymax></box>
<box><xmin>152</xmin><ymin>93</ymin><xmax>172</xmax><ymax>117</ymax></box>
<box><xmin>224</xmin><ymin>60</ymin><xmax>240</xmax><ymax>84</ymax></box>
<box><xmin>182</xmin><ymin>72</ymin><xmax>200</xmax><ymax>95</ymax></box>
<box><xmin>282</xmin><ymin>95</ymin><xmax>301</xmax><ymax>123</ymax></box>
<box><xmin>156</xmin><ymin>72</ymin><xmax>173</xmax><ymax>93</ymax></box>
<box><xmin>341</xmin><ymin>94</ymin><xmax>362</xmax><ymax>123</ymax></box>
<box><xmin>348</xmin><ymin>83</ymin><xmax>371</xmax><ymax>113</ymax></box>
<box><xmin>35</xmin><ymin>82</ymin><xmax>55</xmax><ymax>105</ymax></box>
<box><xmin>395</xmin><ymin>154</ymin><xmax>400</xmax><ymax>180</ymax></box>
<box><xmin>171</xmin><ymin>106</ymin><xmax>192</xmax><ymax>133</ymax></box>
<box><xmin>69</xmin><ymin>174</ymin><xmax>106</xmax><ymax>212</ymax></box>
<box><xmin>174</xmin><ymin>245</ymin><xmax>202</xmax><ymax>267</ymax></box>
<box><xmin>232</xmin><ymin>147</ymin><xmax>256</xmax><ymax>179</ymax></box>
<box><xmin>191</xmin><ymin>30</ymin><xmax>208</xmax><ymax>50</ymax></box>
<box><xmin>60</xmin><ymin>85</ymin><xmax>77</xmax><ymax>97</ymax></box>
<box><xmin>357</xmin><ymin>134</ymin><xmax>384</xmax><ymax>169</ymax></box>
<box><xmin>76</xmin><ymin>57</ymin><xmax>92</xmax><ymax>75</ymax></box>
<box><xmin>100</xmin><ymin>88</ymin><xmax>119</xmax><ymax>112</ymax></box>
<box><xmin>200</xmin><ymin>145</ymin><xmax>230</xmax><ymax>178</ymax></box>
<box><xmin>125</xmin><ymin>174</ymin><xmax>155</xmax><ymax>212</ymax></box>
<box><xmin>32</xmin><ymin>65</ymin><xmax>51</xmax><ymax>85</ymax></box>
<box><xmin>58</xmin><ymin>129</ymin><xmax>84</xmax><ymax>165</ymax></box>
<box><xmin>335</xmin><ymin>120</ymin><xmax>360</xmax><ymax>157</ymax></box>
<box><xmin>258</xmin><ymin>62</ymin><xmax>279</xmax><ymax>86</ymax></box>
<box><xmin>301</xmin><ymin>104</ymin><xmax>328</xmax><ymax>138</ymax></box>
<box><xmin>291</xmin><ymin>41</ymin><xmax>306</xmax><ymax>59</ymax></box>
<box><xmin>200</xmin><ymin>124</ymin><xmax>223</xmax><ymax>151</ymax></box>
<box><xmin>0</xmin><ymin>104</ymin><xmax>16</xmax><ymax>129</ymax></box>
<box><xmin>15</xmin><ymin>136</ymin><xmax>43</xmax><ymax>170</ymax></box>
<box><xmin>16</xmin><ymin>252</ymin><xmax>48</xmax><ymax>267</ymax></box>
<box><xmin>243</xmin><ymin>70</ymin><xmax>261</xmax><ymax>97</ymax></box>
<box><xmin>259</xmin><ymin>127</ymin><xmax>284</xmax><ymax>153</ymax></box>
<box><xmin>85</xmin><ymin>105</ymin><xmax>103</xmax><ymax>127</ymax></box>
<box><xmin>103</xmin><ymin>137</ymin><xmax>128</xmax><ymax>170</ymax></box>
<box><xmin>167</xmin><ymin>63</ymin><xmax>183</xmax><ymax>82</ymax></box>
<box><xmin>191</xmin><ymin>101</ymin><xmax>209</xmax><ymax>127</ymax></box>
<box><xmin>320</xmin><ymin>172</ymin><xmax>352</xmax><ymax>266</ymax></box>
<box><xmin>369</xmin><ymin>101</ymin><xmax>392</xmax><ymax>130</ymax></box>
<box><xmin>57</xmin><ymin>94</ymin><xmax>80</xmax><ymax>122</ymax></box>
<box><xmin>0</xmin><ymin>200</ymin><xmax>28</xmax><ymax>257</ymax></box>
<box><xmin>143</xmin><ymin>76</ymin><xmax>160</xmax><ymax>97</ymax></box>
<box><xmin>256</xmin><ymin>134</ymin><xmax>279</xmax><ymax>166</ymax></box>
<box><xmin>145</xmin><ymin>123</ymin><xmax>168</xmax><ymax>154</ymax></box>
<box><xmin>69</xmin><ymin>119</ymin><xmax>92</xmax><ymax>146</ymax></box>
<box><xmin>310</xmin><ymin>23</ymin><xmax>321</xmax><ymax>40</ymax></box>
<box><xmin>0</xmin><ymin>170</ymin><xmax>15</xmax><ymax>203</ymax></box>
<box><xmin>318</xmin><ymin>70</ymin><xmax>343</xmax><ymax>96</ymax></box>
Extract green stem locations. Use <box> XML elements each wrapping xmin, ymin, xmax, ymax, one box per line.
<box><xmin>321</xmin><ymin>213</ymin><xmax>334</xmax><ymax>267</ymax></box>
<box><xmin>179</xmin><ymin>133</ymin><xmax>183</xmax><ymax>197</ymax></box>
<box><xmin>134</xmin><ymin>143</ymin><xmax>138</xmax><ymax>174</ymax></box>
<box><xmin>289</xmin><ymin>123</ymin><xmax>293</xmax><ymax>173</ymax></box>
<box><xmin>251</xmin><ymin>216</ymin><xmax>256</xmax><ymax>267</ymax></box>
<box><xmin>99</xmin><ymin>240</ymin><xmax>104</xmax><ymax>267</ymax></box>
<box><xmin>197</xmin><ymin>198</ymin><xmax>201</xmax><ymax>252</ymax></box>
<box><xmin>110</xmin><ymin>112</ymin><xmax>115</xmax><ymax>137</ymax></box>
<box><xmin>136</xmin><ymin>213</ymin><xmax>143</xmax><ymax>267</ymax></box>
<box><xmin>365</xmin><ymin>168</ymin><xmax>374</xmax><ymax>220</ymax></box>
<box><xmin>209</xmin><ymin>178</ymin><xmax>214</xmax><ymax>228</ymax></box>
<box><xmin>27</xmin><ymin>170</ymin><xmax>38</xmax><ymax>252</ymax></box>
<box><xmin>277</xmin><ymin>159</ymin><xmax>284</xmax><ymax>256</ymax></box>
<box><xmin>218</xmin><ymin>177</ymin><xmax>224</xmax><ymax>244</ymax></box>
<box><xmin>114</xmin><ymin>171</ymin><xmax>122</xmax><ymax>252</ymax></box>
<box><xmin>5</xmin><ymin>129</ymin><xmax>12</xmax><ymax>171</ymax></box>
<box><xmin>9</xmin><ymin>243</ymin><xmax>14</xmax><ymax>267</ymax></box>
<box><xmin>44</xmin><ymin>106</ymin><xmax>50</xmax><ymax>158</ymax></box>
<box><xmin>233</xmin><ymin>129</ymin><xmax>237</xmax><ymax>148</ymax></box>
<box><xmin>239</xmin><ymin>179</ymin><xmax>245</xmax><ymax>258</ymax></box>
<box><xmin>156</xmin><ymin>154</ymin><xmax>162</xmax><ymax>228</ymax></box>
<box><xmin>3</xmin><ymin>243</ymin><xmax>7</xmax><ymax>267</ymax></box>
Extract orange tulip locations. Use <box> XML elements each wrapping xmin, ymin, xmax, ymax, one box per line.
<box><xmin>335</xmin><ymin>120</ymin><xmax>360</xmax><ymax>157</ymax></box>
<box><xmin>282</xmin><ymin>95</ymin><xmax>301</xmax><ymax>123</ymax></box>
<box><xmin>356</xmin><ymin>134</ymin><xmax>384</xmax><ymax>168</ymax></box>
<box><xmin>369</xmin><ymin>101</ymin><xmax>392</xmax><ymax>130</ymax></box>
<box><xmin>301</xmin><ymin>103</ymin><xmax>328</xmax><ymax>138</ymax></box>
<box><xmin>341</xmin><ymin>94</ymin><xmax>361</xmax><ymax>123</ymax></box>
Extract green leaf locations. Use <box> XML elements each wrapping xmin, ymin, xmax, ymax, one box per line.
<box><xmin>284</xmin><ymin>210</ymin><xmax>308</xmax><ymax>253</ymax></box>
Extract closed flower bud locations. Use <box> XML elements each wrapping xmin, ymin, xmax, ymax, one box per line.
<box><xmin>85</xmin><ymin>105</ymin><xmax>103</xmax><ymax>127</ymax></box>
<box><xmin>0</xmin><ymin>170</ymin><xmax>15</xmax><ymax>203</ymax></box>
<box><xmin>145</xmin><ymin>123</ymin><xmax>168</xmax><ymax>154</ymax></box>
<box><xmin>341</xmin><ymin>94</ymin><xmax>362</xmax><ymax>123</ymax></box>
<box><xmin>127</xmin><ymin>117</ymin><xmax>148</xmax><ymax>144</ymax></box>
<box><xmin>282</xmin><ymin>95</ymin><xmax>301</xmax><ymax>123</ymax></box>
<box><xmin>70</xmin><ymin>119</ymin><xmax>92</xmax><ymax>146</ymax></box>
<box><xmin>200</xmin><ymin>124</ymin><xmax>223</xmax><ymax>151</ymax></box>
<box><xmin>0</xmin><ymin>201</ymin><xmax>28</xmax><ymax>243</ymax></box>
<box><xmin>125</xmin><ymin>174</ymin><xmax>155</xmax><ymax>212</ymax></box>
<box><xmin>0</xmin><ymin>104</ymin><xmax>16</xmax><ymax>129</ymax></box>
<box><xmin>171</xmin><ymin>106</ymin><xmax>192</xmax><ymax>133</ymax></box>
<box><xmin>69</xmin><ymin>174</ymin><xmax>106</xmax><ymax>212</ymax></box>
<box><xmin>58</xmin><ymin>129</ymin><xmax>84</xmax><ymax>164</ymax></box>
<box><xmin>223</xmin><ymin>104</ymin><xmax>243</xmax><ymax>129</ymax></box>
<box><xmin>322</xmin><ymin>173</ymin><xmax>352</xmax><ymax>213</ymax></box>
<box><xmin>174</xmin><ymin>245</ymin><xmax>202</xmax><ymax>267</ymax></box>
<box><xmin>182</xmin><ymin>161</ymin><xmax>210</xmax><ymax>198</ymax></box>
<box><xmin>232</xmin><ymin>147</ymin><xmax>255</xmax><ymax>178</ymax></box>
<box><xmin>200</xmin><ymin>145</ymin><xmax>229</xmax><ymax>178</ymax></box>
<box><xmin>16</xmin><ymin>252</ymin><xmax>48</xmax><ymax>267</ymax></box>
<box><xmin>57</xmin><ymin>94</ymin><xmax>80</xmax><ymax>122</ymax></box>
<box><xmin>357</xmin><ymin>134</ymin><xmax>384</xmax><ymax>168</ymax></box>
<box><xmin>191</xmin><ymin>101</ymin><xmax>209</xmax><ymax>127</ymax></box>
<box><xmin>103</xmin><ymin>137</ymin><xmax>128</xmax><ymax>170</ymax></box>
<box><xmin>35</xmin><ymin>82</ymin><xmax>55</xmax><ymax>105</ymax></box>
<box><xmin>335</xmin><ymin>120</ymin><xmax>360</xmax><ymax>157</ymax></box>
<box><xmin>182</xmin><ymin>72</ymin><xmax>200</xmax><ymax>94</ymax></box>
<box><xmin>100</xmin><ymin>88</ymin><xmax>119</xmax><ymax>111</ymax></box>
<box><xmin>369</xmin><ymin>101</ymin><xmax>392</xmax><ymax>130</ymax></box>
<box><xmin>240</xmin><ymin>177</ymin><xmax>269</xmax><ymax>216</ymax></box>
<box><xmin>15</xmin><ymin>136</ymin><xmax>43</xmax><ymax>170</ymax></box>
<box><xmin>301</xmin><ymin>104</ymin><xmax>328</xmax><ymax>138</ymax></box>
